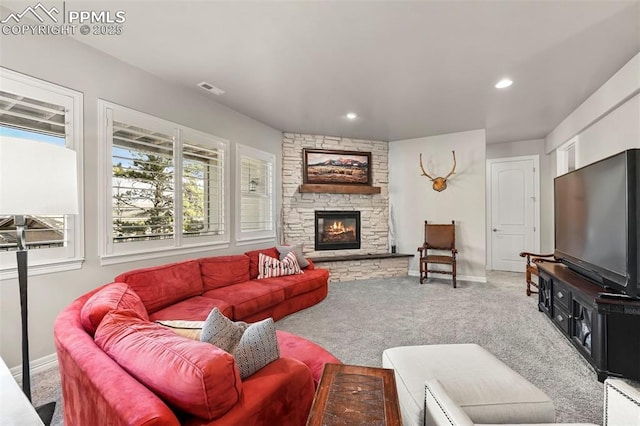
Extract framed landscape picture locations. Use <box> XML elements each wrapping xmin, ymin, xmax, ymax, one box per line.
<box><xmin>303</xmin><ymin>148</ymin><xmax>372</xmax><ymax>185</ymax></box>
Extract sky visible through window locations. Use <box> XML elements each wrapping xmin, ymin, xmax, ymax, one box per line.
<box><xmin>0</xmin><ymin>125</ymin><xmax>65</xmax><ymax>146</ymax></box>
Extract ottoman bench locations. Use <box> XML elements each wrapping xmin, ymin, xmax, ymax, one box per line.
<box><xmin>382</xmin><ymin>344</ymin><xmax>555</xmax><ymax>426</ymax></box>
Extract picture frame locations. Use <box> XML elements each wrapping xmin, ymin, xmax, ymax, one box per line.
<box><xmin>303</xmin><ymin>148</ymin><xmax>372</xmax><ymax>185</ymax></box>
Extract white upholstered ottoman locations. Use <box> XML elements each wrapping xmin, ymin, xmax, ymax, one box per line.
<box><xmin>382</xmin><ymin>344</ymin><xmax>556</xmax><ymax>426</ymax></box>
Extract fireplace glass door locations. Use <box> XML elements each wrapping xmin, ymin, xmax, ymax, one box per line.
<box><xmin>315</xmin><ymin>211</ymin><xmax>361</xmax><ymax>251</ymax></box>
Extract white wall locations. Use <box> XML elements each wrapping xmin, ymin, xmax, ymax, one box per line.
<box><xmin>486</xmin><ymin>139</ymin><xmax>554</xmax><ymax>253</ymax></box>
<box><xmin>546</xmin><ymin>52</ymin><xmax>640</xmax><ymax>154</ymax></box>
<box><xmin>389</xmin><ymin>129</ymin><xmax>486</xmax><ymax>282</ymax></box>
<box><xmin>0</xmin><ymin>33</ymin><xmax>282</xmax><ymax>369</ymax></box>
<box><xmin>541</xmin><ymin>52</ymin><xmax>640</xmax><ymax>263</ymax></box>
<box><xmin>576</xmin><ymin>94</ymin><xmax>640</xmax><ymax>167</ymax></box>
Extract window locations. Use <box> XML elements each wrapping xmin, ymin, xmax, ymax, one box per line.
<box><xmin>100</xmin><ymin>101</ymin><xmax>228</xmax><ymax>263</ymax></box>
<box><xmin>0</xmin><ymin>68</ymin><xmax>83</xmax><ymax>279</ymax></box>
<box><xmin>557</xmin><ymin>137</ymin><xmax>578</xmax><ymax>176</ymax></box>
<box><xmin>236</xmin><ymin>144</ymin><xmax>276</xmax><ymax>243</ymax></box>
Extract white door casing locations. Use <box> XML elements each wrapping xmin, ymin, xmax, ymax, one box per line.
<box><xmin>486</xmin><ymin>156</ymin><xmax>540</xmax><ymax>272</ymax></box>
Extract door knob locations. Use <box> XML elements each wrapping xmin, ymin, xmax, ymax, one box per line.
<box><xmin>492</xmin><ymin>228</ymin><xmax>498</xmax><ymax>232</ymax></box>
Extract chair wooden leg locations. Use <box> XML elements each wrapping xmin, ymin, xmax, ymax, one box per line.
<box><xmin>419</xmin><ymin>262</ymin><xmax>424</xmax><ymax>284</ymax></box>
<box><xmin>452</xmin><ymin>263</ymin><xmax>457</xmax><ymax>288</ymax></box>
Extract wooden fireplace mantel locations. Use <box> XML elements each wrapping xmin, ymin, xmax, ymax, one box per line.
<box><xmin>299</xmin><ymin>184</ymin><xmax>381</xmax><ymax>194</ymax></box>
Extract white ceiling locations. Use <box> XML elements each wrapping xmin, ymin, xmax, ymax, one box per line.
<box><xmin>60</xmin><ymin>1</ymin><xmax>640</xmax><ymax>142</ymax></box>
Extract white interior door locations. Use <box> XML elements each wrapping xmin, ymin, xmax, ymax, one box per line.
<box><xmin>488</xmin><ymin>157</ymin><xmax>539</xmax><ymax>272</ymax></box>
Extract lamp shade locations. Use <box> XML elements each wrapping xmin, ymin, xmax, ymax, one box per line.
<box><xmin>0</xmin><ymin>136</ymin><xmax>78</xmax><ymax>215</ymax></box>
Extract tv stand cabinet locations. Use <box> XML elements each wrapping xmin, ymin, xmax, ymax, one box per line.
<box><xmin>537</xmin><ymin>262</ymin><xmax>640</xmax><ymax>382</ymax></box>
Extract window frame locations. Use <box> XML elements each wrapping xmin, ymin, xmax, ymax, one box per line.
<box><xmin>556</xmin><ymin>136</ymin><xmax>578</xmax><ymax>176</ymax></box>
<box><xmin>235</xmin><ymin>143</ymin><xmax>276</xmax><ymax>244</ymax></box>
<box><xmin>98</xmin><ymin>100</ymin><xmax>229</xmax><ymax>265</ymax></box>
<box><xmin>0</xmin><ymin>67</ymin><xmax>84</xmax><ymax>280</ymax></box>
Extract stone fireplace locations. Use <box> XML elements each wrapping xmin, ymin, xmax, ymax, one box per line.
<box><xmin>315</xmin><ymin>211</ymin><xmax>361</xmax><ymax>251</ymax></box>
<box><xmin>282</xmin><ymin>133</ymin><xmax>410</xmax><ymax>281</ymax></box>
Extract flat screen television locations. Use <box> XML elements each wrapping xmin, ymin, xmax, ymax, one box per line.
<box><xmin>554</xmin><ymin>148</ymin><xmax>639</xmax><ymax>299</ymax></box>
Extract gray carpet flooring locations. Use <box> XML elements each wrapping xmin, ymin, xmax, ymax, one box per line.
<box><xmin>31</xmin><ymin>271</ymin><xmax>603</xmax><ymax>425</ymax></box>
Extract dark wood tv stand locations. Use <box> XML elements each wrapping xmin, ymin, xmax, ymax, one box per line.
<box><xmin>537</xmin><ymin>262</ymin><xmax>640</xmax><ymax>382</ymax></box>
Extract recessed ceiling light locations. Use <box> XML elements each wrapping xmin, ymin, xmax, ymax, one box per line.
<box><xmin>198</xmin><ymin>81</ymin><xmax>225</xmax><ymax>95</ymax></box>
<box><xmin>495</xmin><ymin>79</ymin><xmax>513</xmax><ymax>89</ymax></box>
<box><xmin>346</xmin><ymin>112</ymin><xmax>358</xmax><ymax>120</ymax></box>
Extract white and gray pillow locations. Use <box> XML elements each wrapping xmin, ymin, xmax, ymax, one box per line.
<box><xmin>200</xmin><ymin>308</ymin><xmax>279</xmax><ymax>378</ymax></box>
<box><xmin>276</xmin><ymin>243</ymin><xmax>310</xmax><ymax>268</ymax></box>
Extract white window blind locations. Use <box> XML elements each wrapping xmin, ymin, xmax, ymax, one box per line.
<box><xmin>182</xmin><ymin>140</ymin><xmax>225</xmax><ymax>238</ymax></box>
<box><xmin>100</xmin><ymin>101</ymin><xmax>229</xmax><ymax>263</ymax></box>
<box><xmin>0</xmin><ymin>68</ymin><xmax>84</xmax><ymax>279</ymax></box>
<box><xmin>240</xmin><ymin>156</ymin><xmax>272</xmax><ymax>232</ymax></box>
<box><xmin>0</xmin><ymin>91</ymin><xmax>66</xmax><ymax>137</ymax></box>
<box><xmin>236</xmin><ymin>144</ymin><xmax>276</xmax><ymax>243</ymax></box>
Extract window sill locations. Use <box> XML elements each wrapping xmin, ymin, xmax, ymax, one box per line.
<box><xmin>235</xmin><ymin>236</ymin><xmax>276</xmax><ymax>246</ymax></box>
<box><xmin>0</xmin><ymin>258</ymin><xmax>84</xmax><ymax>281</ymax></box>
<box><xmin>100</xmin><ymin>241</ymin><xmax>230</xmax><ymax>266</ymax></box>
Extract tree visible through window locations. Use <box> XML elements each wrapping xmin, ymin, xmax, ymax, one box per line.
<box><xmin>101</xmin><ymin>101</ymin><xmax>227</xmax><ymax>259</ymax></box>
<box><xmin>111</xmin><ymin>123</ymin><xmax>175</xmax><ymax>242</ymax></box>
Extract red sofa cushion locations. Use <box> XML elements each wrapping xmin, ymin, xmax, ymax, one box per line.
<box><xmin>193</xmin><ymin>357</ymin><xmax>315</xmax><ymax>426</ymax></box>
<box><xmin>148</xmin><ymin>296</ymin><xmax>232</xmax><ymax>322</ymax></box>
<box><xmin>80</xmin><ymin>283</ymin><xmax>149</xmax><ymax>336</ymax></box>
<box><xmin>253</xmin><ymin>268</ymin><xmax>330</xmax><ymax>299</ymax></box>
<box><xmin>203</xmin><ymin>282</ymin><xmax>285</xmax><ymax>320</ymax></box>
<box><xmin>244</xmin><ymin>247</ymin><xmax>280</xmax><ymax>279</ymax></box>
<box><xmin>115</xmin><ymin>260</ymin><xmax>204</xmax><ymax>313</ymax></box>
<box><xmin>199</xmin><ymin>255</ymin><xmax>251</xmax><ymax>290</ymax></box>
<box><xmin>277</xmin><ymin>330</ymin><xmax>341</xmax><ymax>386</ymax></box>
<box><xmin>94</xmin><ymin>310</ymin><xmax>241</xmax><ymax>421</ymax></box>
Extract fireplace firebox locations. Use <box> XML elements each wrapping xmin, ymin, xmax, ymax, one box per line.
<box><xmin>315</xmin><ymin>211</ymin><xmax>361</xmax><ymax>251</ymax></box>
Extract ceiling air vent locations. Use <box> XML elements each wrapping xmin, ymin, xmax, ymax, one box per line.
<box><xmin>198</xmin><ymin>82</ymin><xmax>225</xmax><ymax>96</ymax></box>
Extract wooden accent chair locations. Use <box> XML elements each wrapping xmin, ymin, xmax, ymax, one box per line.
<box><xmin>519</xmin><ymin>251</ymin><xmax>556</xmax><ymax>296</ymax></box>
<box><xmin>417</xmin><ymin>220</ymin><xmax>458</xmax><ymax>288</ymax></box>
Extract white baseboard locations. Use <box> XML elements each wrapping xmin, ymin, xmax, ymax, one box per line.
<box><xmin>408</xmin><ymin>270</ymin><xmax>487</xmax><ymax>283</ymax></box>
<box><xmin>9</xmin><ymin>353</ymin><xmax>58</xmax><ymax>380</ymax></box>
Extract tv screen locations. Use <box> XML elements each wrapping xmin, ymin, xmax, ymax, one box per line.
<box><xmin>554</xmin><ymin>149</ymin><xmax>639</xmax><ymax>298</ymax></box>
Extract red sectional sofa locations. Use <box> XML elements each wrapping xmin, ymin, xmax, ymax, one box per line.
<box><xmin>54</xmin><ymin>247</ymin><xmax>340</xmax><ymax>426</ymax></box>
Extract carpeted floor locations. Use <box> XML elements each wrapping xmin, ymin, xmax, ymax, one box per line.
<box><xmin>31</xmin><ymin>271</ymin><xmax>603</xmax><ymax>425</ymax></box>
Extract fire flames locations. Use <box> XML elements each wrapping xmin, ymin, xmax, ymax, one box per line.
<box><xmin>328</xmin><ymin>221</ymin><xmax>347</xmax><ymax>234</ymax></box>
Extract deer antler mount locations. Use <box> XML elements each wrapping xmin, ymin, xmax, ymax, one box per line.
<box><xmin>419</xmin><ymin>150</ymin><xmax>456</xmax><ymax>192</ymax></box>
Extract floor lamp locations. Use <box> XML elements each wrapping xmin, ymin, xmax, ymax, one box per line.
<box><xmin>0</xmin><ymin>136</ymin><xmax>78</xmax><ymax>425</ymax></box>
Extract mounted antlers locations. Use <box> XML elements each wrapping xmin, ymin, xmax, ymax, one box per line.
<box><xmin>419</xmin><ymin>150</ymin><xmax>456</xmax><ymax>192</ymax></box>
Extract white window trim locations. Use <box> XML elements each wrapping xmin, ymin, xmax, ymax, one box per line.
<box><xmin>0</xmin><ymin>68</ymin><xmax>84</xmax><ymax>280</ymax></box>
<box><xmin>98</xmin><ymin>100</ymin><xmax>230</xmax><ymax>265</ymax></box>
<box><xmin>235</xmin><ymin>144</ymin><xmax>276</xmax><ymax>244</ymax></box>
<box><xmin>556</xmin><ymin>136</ymin><xmax>578</xmax><ymax>176</ymax></box>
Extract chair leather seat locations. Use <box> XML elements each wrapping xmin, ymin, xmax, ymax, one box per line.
<box><xmin>422</xmin><ymin>255</ymin><xmax>454</xmax><ymax>264</ymax></box>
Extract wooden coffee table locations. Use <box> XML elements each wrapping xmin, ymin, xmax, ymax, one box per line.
<box><xmin>306</xmin><ymin>363</ymin><xmax>402</xmax><ymax>426</ymax></box>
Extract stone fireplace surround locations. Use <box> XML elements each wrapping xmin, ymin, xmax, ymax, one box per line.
<box><xmin>282</xmin><ymin>133</ymin><xmax>410</xmax><ymax>282</ymax></box>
